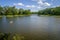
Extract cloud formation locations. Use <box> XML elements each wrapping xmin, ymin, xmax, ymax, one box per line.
<box><xmin>13</xmin><ymin>0</ymin><xmax>51</xmax><ymax>8</ymax></box>
<box><xmin>13</xmin><ymin>3</ymin><xmax>24</xmax><ymax>6</ymax></box>
<box><xmin>13</xmin><ymin>0</ymin><xmax>51</xmax><ymax>11</ymax></box>
<box><xmin>32</xmin><ymin>0</ymin><xmax>51</xmax><ymax>7</ymax></box>
<box><xmin>26</xmin><ymin>5</ymin><xmax>36</xmax><ymax>8</ymax></box>
<box><xmin>37</xmin><ymin>7</ymin><xmax>41</xmax><ymax>9</ymax></box>
<box><xmin>13</xmin><ymin>3</ymin><xmax>36</xmax><ymax>8</ymax></box>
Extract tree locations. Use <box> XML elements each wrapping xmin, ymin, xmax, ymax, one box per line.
<box><xmin>38</xmin><ymin>6</ymin><xmax>60</xmax><ymax>15</ymax></box>
<box><xmin>23</xmin><ymin>9</ymin><xmax>31</xmax><ymax>15</ymax></box>
<box><xmin>18</xmin><ymin>8</ymin><xmax>24</xmax><ymax>15</ymax></box>
<box><xmin>0</xmin><ymin>6</ymin><xmax>3</xmax><ymax>15</ymax></box>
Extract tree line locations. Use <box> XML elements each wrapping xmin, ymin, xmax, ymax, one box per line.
<box><xmin>0</xmin><ymin>6</ymin><xmax>60</xmax><ymax>16</ymax></box>
<box><xmin>38</xmin><ymin>6</ymin><xmax>60</xmax><ymax>15</ymax></box>
<box><xmin>0</xmin><ymin>6</ymin><xmax>31</xmax><ymax>15</ymax></box>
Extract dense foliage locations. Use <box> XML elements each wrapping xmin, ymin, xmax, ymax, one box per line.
<box><xmin>0</xmin><ymin>6</ymin><xmax>31</xmax><ymax>15</ymax></box>
<box><xmin>38</xmin><ymin>6</ymin><xmax>60</xmax><ymax>15</ymax></box>
<box><xmin>0</xmin><ymin>6</ymin><xmax>60</xmax><ymax>16</ymax></box>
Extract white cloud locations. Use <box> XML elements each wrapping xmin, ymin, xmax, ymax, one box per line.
<box><xmin>32</xmin><ymin>0</ymin><xmax>51</xmax><ymax>7</ymax></box>
<box><xmin>38</xmin><ymin>1</ymin><xmax>43</xmax><ymax>5</ymax></box>
<box><xmin>13</xmin><ymin>3</ymin><xmax>24</xmax><ymax>6</ymax></box>
<box><xmin>26</xmin><ymin>5</ymin><xmax>36</xmax><ymax>8</ymax></box>
<box><xmin>44</xmin><ymin>2</ymin><xmax>51</xmax><ymax>6</ymax></box>
<box><xmin>37</xmin><ymin>7</ymin><xmax>41</xmax><ymax>9</ymax></box>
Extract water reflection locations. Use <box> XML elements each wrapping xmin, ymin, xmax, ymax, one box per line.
<box><xmin>0</xmin><ymin>15</ymin><xmax>60</xmax><ymax>40</ymax></box>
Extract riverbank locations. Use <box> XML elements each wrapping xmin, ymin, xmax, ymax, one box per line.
<box><xmin>38</xmin><ymin>15</ymin><xmax>60</xmax><ymax>17</ymax></box>
<box><xmin>0</xmin><ymin>14</ymin><xmax>60</xmax><ymax>17</ymax></box>
<box><xmin>0</xmin><ymin>15</ymin><xmax>31</xmax><ymax>17</ymax></box>
<box><xmin>0</xmin><ymin>32</ymin><xmax>24</xmax><ymax>40</ymax></box>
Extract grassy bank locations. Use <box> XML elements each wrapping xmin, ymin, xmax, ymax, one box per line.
<box><xmin>0</xmin><ymin>33</ymin><xmax>24</xmax><ymax>40</ymax></box>
<box><xmin>38</xmin><ymin>14</ymin><xmax>60</xmax><ymax>16</ymax></box>
<box><xmin>0</xmin><ymin>15</ymin><xmax>31</xmax><ymax>17</ymax></box>
<box><xmin>0</xmin><ymin>14</ymin><xmax>60</xmax><ymax>17</ymax></box>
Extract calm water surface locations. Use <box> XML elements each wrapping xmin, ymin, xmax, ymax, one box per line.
<box><xmin>0</xmin><ymin>14</ymin><xmax>60</xmax><ymax>40</ymax></box>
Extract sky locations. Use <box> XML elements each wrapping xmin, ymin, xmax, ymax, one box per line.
<box><xmin>0</xmin><ymin>0</ymin><xmax>60</xmax><ymax>11</ymax></box>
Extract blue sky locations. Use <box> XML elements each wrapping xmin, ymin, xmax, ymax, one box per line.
<box><xmin>0</xmin><ymin>0</ymin><xmax>60</xmax><ymax>11</ymax></box>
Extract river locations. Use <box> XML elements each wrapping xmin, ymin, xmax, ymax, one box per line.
<box><xmin>0</xmin><ymin>14</ymin><xmax>60</xmax><ymax>40</ymax></box>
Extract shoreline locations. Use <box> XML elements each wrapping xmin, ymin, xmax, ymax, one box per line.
<box><xmin>0</xmin><ymin>15</ymin><xmax>60</xmax><ymax>17</ymax></box>
<box><xmin>0</xmin><ymin>15</ymin><xmax>30</xmax><ymax>17</ymax></box>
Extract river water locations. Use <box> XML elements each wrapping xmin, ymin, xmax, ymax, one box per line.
<box><xmin>0</xmin><ymin>14</ymin><xmax>60</xmax><ymax>40</ymax></box>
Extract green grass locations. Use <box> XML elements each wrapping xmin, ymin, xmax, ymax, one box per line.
<box><xmin>0</xmin><ymin>15</ymin><xmax>30</xmax><ymax>17</ymax></box>
<box><xmin>0</xmin><ymin>15</ymin><xmax>2</xmax><ymax>17</ymax></box>
<box><xmin>0</xmin><ymin>33</ymin><xmax>24</xmax><ymax>40</ymax></box>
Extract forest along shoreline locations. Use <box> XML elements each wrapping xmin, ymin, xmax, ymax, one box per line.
<box><xmin>0</xmin><ymin>6</ymin><xmax>60</xmax><ymax>17</ymax></box>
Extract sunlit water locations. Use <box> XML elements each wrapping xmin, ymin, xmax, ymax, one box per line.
<box><xmin>0</xmin><ymin>14</ymin><xmax>60</xmax><ymax>40</ymax></box>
